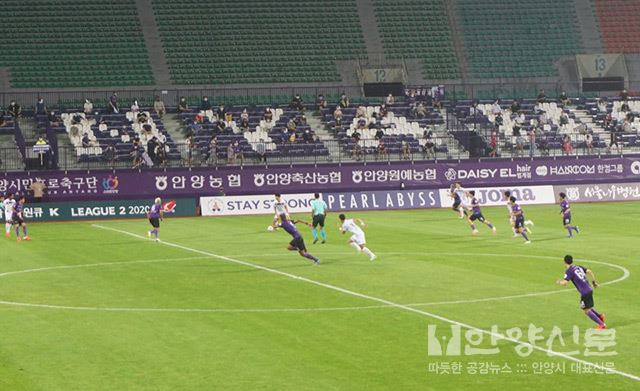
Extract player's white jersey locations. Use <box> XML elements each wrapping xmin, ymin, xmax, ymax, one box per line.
<box><xmin>455</xmin><ymin>187</ymin><xmax>468</xmax><ymax>206</ymax></box>
<box><xmin>273</xmin><ymin>198</ymin><xmax>289</xmax><ymax>217</ymax></box>
<box><xmin>341</xmin><ymin>219</ymin><xmax>364</xmax><ymax>236</ymax></box>
<box><xmin>3</xmin><ymin>199</ymin><xmax>16</xmax><ymax>221</ymax></box>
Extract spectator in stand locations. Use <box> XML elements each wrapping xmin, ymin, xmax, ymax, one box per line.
<box><xmin>315</xmin><ymin>94</ymin><xmax>327</xmax><ymax>112</ymax></box>
<box><xmin>153</xmin><ymin>96</ymin><xmax>166</xmax><ymax>118</ymax></box>
<box><xmin>385</xmin><ymin>93</ymin><xmax>395</xmax><ymax>106</ymax></box>
<box><xmin>423</xmin><ymin>130</ymin><xmax>436</xmax><ymax>159</ymax></box>
<box><xmin>584</xmin><ymin>133</ymin><xmax>594</xmax><ymax>155</ymax></box>
<box><xmin>35</xmin><ymin>97</ymin><xmax>46</xmax><ymax>115</ymax></box>
<box><xmin>620</xmin><ymin>101</ymin><xmax>630</xmax><ymax>113</ymax></box>
<box><xmin>528</xmin><ymin>129</ymin><xmax>536</xmax><ymax>157</ymax></box>
<box><xmin>539</xmin><ymin>111</ymin><xmax>549</xmax><ymax>126</ymax></box>
<box><xmin>355</xmin><ymin>105</ymin><xmax>366</xmax><ymax>118</ymax></box>
<box><xmin>510</xmin><ymin>99</ymin><xmax>521</xmax><ymax>113</ymax></box>
<box><xmin>538</xmin><ymin>134</ymin><xmax>549</xmax><ymax>156</ymax></box>
<box><xmin>339</xmin><ymin>93</ymin><xmax>350</xmax><ymax>108</ymax></box>
<box><xmin>81</xmin><ymin>133</ymin><xmax>92</xmax><ymax>148</ymax></box>
<box><xmin>377</xmin><ymin>139</ymin><xmax>388</xmax><ymax>160</ymax></box>
<box><xmin>494</xmin><ymin>112</ymin><xmax>504</xmax><ymax>127</ymax></box>
<box><xmin>491</xmin><ymin>99</ymin><xmax>501</xmax><ymax>116</ymax></box>
<box><xmin>239</xmin><ymin>116</ymin><xmax>250</xmax><ymax>132</ymax></box>
<box><xmin>130</xmin><ymin>99</ymin><xmax>140</xmax><ymax>114</ymax></box>
<box><xmin>214</xmin><ymin>119</ymin><xmax>226</xmax><ymax>134</ymax></box>
<box><xmin>83</xmin><ymin>99</ymin><xmax>94</xmax><ymax>115</ymax></box>
<box><xmin>233</xmin><ymin>141</ymin><xmax>243</xmax><ymax>165</ymax></box>
<box><xmin>216</xmin><ymin>104</ymin><xmax>226</xmax><ymax>120</ymax></box>
<box><xmin>302</xmin><ymin>129</ymin><xmax>313</xmax><ymax>143</ymax></box>
<box><xmin>104</xmin><ymin>142</ymin><xmax>117</xmax><ymax>168</ymax></box>
<box><xmin>255</xmin><ymin>138</ymin><xmax>267</xmax><ymax>163</ymax></box>
<box><xmin>279</xmin><ymin>128</ymin><xmax>289</xmax><ymax>143</ymax></box>
<box><xmin>515</xmin><ymin>134</ymin><xmax>525</xmax><ymax>157</ymax></box>
<box><xmin>48</xmin><ymin>111</ymin><xmax>61</xmax><ymax>126</ymax></box>
<box><xmin>178</xmin><ymin>97</ymin><xmax>189</xmax><ymax>112</ymax></box>
<box><xmin>29</xmin><ymin>179</ymin><xmax>46</xmax><ymax>203</ymax></box>
<box><xmin>559</xmin><ymin>91</ymin><xmax>571</xmax><ymax>106</ymax></box>
<box><xmin>147</xmin><ymin>136</ymin><xmax>158</xmax><ymax>164</ymax></box>
<box><xmin>351</xmin><ymin>139</ymin><xmax>362</xmax><ymax>161</ymax></box>
<box><xmin>185</xmin><ymin>134</ymin><xmax>194</xmax><ymax>167</ymax></box>
<box><xmin>489</xmin><ymin>131</ymin><xmax>498</xmax><ymax>157</ymax></box>
<box><xmin>537</xmin><ymin>89</ymin><xmax>546</xmax><ymax>103</ymax></box>
<box><xmin>351</xmin><ymin>129</ymin><xmax>361</xmax><ymax>142</ymax></box>
<box><xmin>374</xmin><ymin>128</ymin><xmax>385</xmax><ymax>141</ymax></box>
<box><xmin>263</xmin><ymin>108</ymin><xmax>273</xmax><ymax>124</ymax></box>
<box><xmin>559</xmin><ymin>112</ymin><xmax>569</xmax><ymax>126</ymax></box>
<box><xmin>432</xmin><ymin>96</ymin><xmax>442</xmax><ymax>110</ymax></box>
<box><xmin>562</xmin><ymin>135</ymin><xmax>573</xmax><ymax>156</ymax></box>
<box><xmin>201</xmin><ymin>96</ymin><xmax>211</xmax><ymax>111</ymax></box>
<box><xmin>287</xmin><ymin>118</ymin><xmax>297</xmax><ymax>133</ymax></box>
<box><xmin>619</xmin><ymin>89</ymin><xmax>629</xmax><ymax>101</ymax></box>
<box><xmin>0</xmin><ymin>111</ymin><xmax>5</xmax><ymax>127</ymax></box>
<box><xmin>623</xmin><ymin>118</ymin><xmax>633</xmax><ymax>133</ymax></box>
<box><xmin>131</xmin><ymin>143</ymin><xmax>143</xmax><ymax>168</ymax></box>
<box><xmin>377</xmin><ymin>103</ymin><xmax>388</xmax><ymax>120</ymax></box>
<box><xmin>202</xmin><ymin>136</ymin><xmax>218</xmax><ymax>165</ymax></box>
<box><xmin>597</xmin><ymin>98</ymin><xmax>607</xmax><ymax>113</ymax></box>
<box><xmin>400</xmin><ymin>140</ymin><xmax>410</xmax><ymax>160</ymax></box>
<box><xmin>290</xmin><ymin>94</ymin><xmax>304</xmax><ymax>112</ymax></box>
<box><xmin>108</xmin><ymin>92</ymin><xmax>119</xmax><ymax>113</ymax></box>
<box><xmin>333</xmin><ymin>106</ymin><xmax>343</xmax><ymax>128</ymax></box>
<box><xmin>240</xmin><ymin>108</ymin><xmax>249</xmax><ymax>122</ymax></box>
<box><xmin>356</xmin><ymin>118</ymin><xmax>367</xmax><ymax>131</ymax></box>
<box><xmin>8</xmin><ymin>101</ymin><xmax>21</xmax><ymax>118</ymax></box>
<box><xmin>414</xmin><ymin>102</ymin><xmax>427</xmax><ymax>118</ymax></box>
<box><xmin>407</xmin><ymin>89</ymin><xmax>417</xmax><ymax>107</ymax></box>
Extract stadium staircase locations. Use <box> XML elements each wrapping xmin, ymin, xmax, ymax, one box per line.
<box><xmin>595</xmin><ymin>0</ymin><xmax>640</xmax><ymax>53</ymax></box>
<box><xmin>456</xmin><ymin>0</ymin><xmax>583</xmax><ymax>79</ymax></box>
<box><xmin>0</xmin><ymin>0</ymin><xmax>154</xmax><ymax>88</ymax></box>
<box><xmin>354</xmin><ymin>0</ymin><xmax>386</xmax><ymax>61</ymax></box>
<box><xmin>135</xmin><ymin>0</ymin><xmax>172</xmax><ymax>86</ymax></box>
<box><xmin>572</xmin><ymin>0</ymin><xmax>603</xmax><ymax>52</ymax></box>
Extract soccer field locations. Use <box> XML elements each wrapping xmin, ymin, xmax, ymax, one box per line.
<box><xmin>0</xmin><ymin>202</ymin><xmax>638</xmax><ymax>390</ymax></box>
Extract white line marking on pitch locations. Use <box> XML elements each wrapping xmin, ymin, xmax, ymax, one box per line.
<box><xmin>87</xmin><ymin>224</ymin><xmax>639</xmax><ymax>382</ymax></box>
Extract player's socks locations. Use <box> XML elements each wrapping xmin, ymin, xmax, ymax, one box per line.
<box><xmin>312</xmin><ymin>228</ymin><xmax>318</xmax><ymax>241</ymax></box>
<box><xmin>5</xmin><ymin>223</ymin><xmax>11</xmax><ymax>234</ymax></box>
<box><xmin>22</xmin><ymin>227</ymin><xmax>27</xmax><ymax>236</ymax></box>
<box><xmin>15</xmin><ymin>227</ymin><xmax>20</xmax><ymax>237</ymax></box>
<box><xmin>574</xmin><ymin>226</ymin><xmax>580</xmax><ymax>234</ymax></box>
<box><xmin>303</xmin><ymin>253</ymin><xmax>319</xmax><ymax>263</ymax></box>
<box><xmin>567</xmin><ymin>227</ymin><xmax>573</xmax><ymax>237</ymax></box>
<box><xmin>469</xmin><ymin>224</ymin><xmax>476</xmax><ymax>231</ymax></box>
<box><xmin>521</xmin><ymin>231</ymin><xmax>529</xmax><ymax>241</ymax></box>
<box><xmin>350</xmin><ymin>242</ymin><xmax>362</xmax><ymax>252</ymax></box>
<box><xmin>591</xmin><ymin>309</ymin><xmax>602</xmax><ymax>319</ymax></box>
<box><xmin>362</xmin><ymin>247</ymin><xmax>376</xmax><ymax>261</ymax></box>
<box><xmin>587</xmin><ymin>309</ymin><xmax>605</xmax><ymax>326</ymax></box>
<box><xmin>487</xmin><ymin>223</ymin><xmax>495</xmax><ymax>229</ymax></box>
<box><xmin>153</xmin><ymin>229</ymin><xmax>158</xmax><ymax>239</ymax></box>
<box><xmin>320</xmin><ymin>228</ymin><xmax>326</xmax><ymax>241</ymax></box>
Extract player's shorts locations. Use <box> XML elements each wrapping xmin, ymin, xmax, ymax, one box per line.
<box><xmin>149</xmin><ymin>217</ymin><xmax>160</xmax><ymax>228</ymax></box>
<box><xmin>452</xmin><ymin>199</ymin><xmax>461</xmax><ymax>209</ymax></box>
<box><xmin>350</xmin><ymin>232</ymin><xmax>366</xmax><ymax>246</ymax></box>
<box><xmin>289</xmin><ymin>236</ymin><xmax>306</xmax><ymax>251</ymax></box>
<box><xmin>312</xmin><ymin>214</ymin><xmax>325</xmax><ymax>227</ymax></box>
<box><xmin>12</xmin><ymin>216</ymin><xmax>24</xmax><ymax>225</ymax></box>
<box><xmin>469</xmin><ymin>213</ymin><xmax>485</xmax><ymax>222</ymax></box>
<box><xmin>4</xmin><ymin>214</ymin><xmax>13</xmax><ymax>223</ymax></box>
<box><xmin>563</xmin><ymin>215</ymin><xmax>571</xmax><ymax>225</ymax></box>
<box><xmin>509</xmin><ymin>215</ymin><xmax>515</xmax><ymax>224</ymax></box>
<box><xmin>580</xmin><ymin>292</ymin><xmax>594</xmax><ymax>309</ymax></box>
<box><xmin>514</xmin><ymin>216</ymin><xmax>525</xmax><ymax>229</ymax></box>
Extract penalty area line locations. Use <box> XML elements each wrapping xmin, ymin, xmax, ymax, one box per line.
<box><xmin>91</xmin><ymin>223</ymin><xmax>640</xmax><ymax>383</ymax></box>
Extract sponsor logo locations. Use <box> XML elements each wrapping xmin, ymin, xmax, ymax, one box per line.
<box><xmin>565</xmin><ymin>187</ymin><xmax>580</xmax><ymax>201</ymax></box>
<box><xmin>155</xmin><ymin>176</ymin><xmax>168</xmax><ymax>191</ymax></box>
<box><xmin>101</xmin><ymin>175</ymin><xmax>119</xmax><ymax>194</ymax></box>
<box><xmin>207</xmin><ymin>198</ymin><xmax>224</xmax><ymax>214</ymax></box>
<box><xmin>161</xmin><ymin>200</ymin><xmax>177</xmax><ymax>214</ymax></box>
<box><xmin>535</xmin><ymin>165</ymin><xmax>548</xmax><ymax>177</ymax></box>
<box><xmin>549</xmin><ymin>165</ymin><xmax>595</xmax><ymax>176</ymax></box>
<box><xmin>444</xmin><ymin>168</ymin><xmax>457</xmax><ymax>181</ymax></box>
<box><xmin>631</xmin><ymin>161</ymin><xmax>640</xmax><ymax>175</ymax></box>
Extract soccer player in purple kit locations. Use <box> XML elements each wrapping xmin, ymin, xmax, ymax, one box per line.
<box><xmin>509</xmin><ymin>196</ymin><xmax>531</xmax><ymax>244</ymax></box>
<box><xmin>277</xmin><ymin>214</ymin><xmax>320</xmax><ymax>264</ymax></box>
<box><xmin>147</xmin><ymin>197</ymin><xmax>163</xmax><ymax>242</ymax></box>
<box><xmin>13</xmin><ymin>196</ymin><xmax>30</xmax><ymax>242</ymax></box>
<box><xmin>556</xmin><ymin>255</ymin><xmax>606</xmax><ymax>330</ymax></box>
<box><xmin>559</xmin><ymin>192</ymin><xmax>580</xmax><ymax>238</ymax></box>
<box><xmin>466</xmin><ymin>191</ymin><xmax>496</xmax><ymax>235</ymax></box>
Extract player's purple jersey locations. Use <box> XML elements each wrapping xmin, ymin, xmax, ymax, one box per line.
<box><xmin>280</xmin><ymin>220</ymin><xmax>301</xmax><ymax>239</ymax></box>
<box><xmin>511</xmin><ymin>203</ymin><xmax>523</xmax><ymax>216</ymax></box>
<box><xmin>560</xmin><ymin>200</ymin><xmax>571</xmax><ymax>216</ymax></box>
<box><xmin>471</xmin><ymin>197</ymin><xmax>481</xmax><ymax>214</ymax></box>
<box><xmin>564</xmin><ymin>265</ymin><xmax>592</xmax><ymax>295</ymax></box>
<box><xmin>14</xmin><ymin>203</ymin><xmax>22</xmax><ymax>216</ymax></box>
<box><xmin>149</xmin><ymin>203</ymin><xmax>162</xmax><ymax>218</ymax></box>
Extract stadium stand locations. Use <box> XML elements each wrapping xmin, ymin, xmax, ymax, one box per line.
<box><xmin>0</xmin><ymin>0</ymin><xmax>154</xmax><ymax>88</ymax></box>
<box><xmin>373</xmin><ymin>0</ymin><xmax>459</xmax><ymax>80</ymax></box>
<box><xmin>595</xmin><ymin>0</ymin><xmax>640</xmax><ymax>53</ymax></box>
<box><xmin>456</xmin><ymin>0</ymin><xmax>583</xmax><ymax>79</ymax></box>
<box><xmin>152</xmin><ymin>0</ymin><xmax>367</xmax><ymax>85</ymax></box>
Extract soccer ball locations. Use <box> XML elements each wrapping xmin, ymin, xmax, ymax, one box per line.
<box><xmin>267</xmin><ymin>225</ymin><xmax>274</xmax><ymax>232</ymax></box>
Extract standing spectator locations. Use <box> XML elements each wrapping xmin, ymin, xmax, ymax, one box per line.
<box><xmin>203</xmin><ymin>136</ymin><xmax>218</xmax><ymax>165</ymax></box>
<box><xmin>537</xmin><ymin>89</ymin><xmax>546</xmax><ymax>103</ymax></box>
<box><xmin>8</xmin><ymin>101</ymin><xmax>21</xmax><ymax>118</ymax></box>
<box><xmin>607</xmin><ymin>129</ymin><xmax>622</xmax><ymax>154</ymax></box>
<box><xmin>333</xmin><ymin>106</ymin><xmax>343</xmax><ymax>128</ymax></box>
<box><xmin>377</xmin><ymin>139</ymin><xmax>388</xmax><ymax>160</ymax></box>
<box><xmin>489</xmin><ymin>131</ymin><xmax>498</xmax><ymax>157</ymax></box>
<box><xmin>414</xmin><ymin>102</ymin><xmax>427</xmax><ymax>118</ymax></box>
<box><xmin>154</xmin><ymin>96</ymin><xmax>166</xmax><ymax>118</ymax></box>
<box><xmin>184</xmin><ymin>134</ymin><xmax>194</xmax><ymax>167</ymax></box>
<box><xmin>385</xmin><ymin>93</ymin><xmax>395</xmax><ymax>106</ymax></box>
<box><xmin>400</xmin><ymin>140</ymin><xmax>410</xmax><ymax>160</ymax></box>
<box><xmin>558</xmin><ymin>91</ymin><xmax>571</xmax><ymax>106</ymax></box>
<box><xmin>201</xmin><ymin>96</ymin><xmax>211</xmax><ymax>111</ymax></box>
<box><xmin>131</xmin><ymin>143</ymin><xmax>143</xmax><ymax>168</ymax></box>
<box><xmin>339</xmin><ymin>93</ymin><xmax>349</xmax><ymax>108</ymax></box>
<box><xmin>255</xmin><ymin>138</ymin><xmax>267</xmax><ymax>163</ymax></box>
<box><xmin>528</xmin><ymin>129</ymin><xmax>536</xmax><ymax>157</ymax></box>
<box><xmin>351</xmin><ymin>139</ymin><xmax>362</xmax><ymax>161</ymax></box>
<box><xmin>156</xmin><ymin>142</ymin><xmax>167</xmax><ymax>168</ymax></box>
<box><xmin>108</xmin><ymin>92</ymin><xmax>119</xmax><ymax>113</ymax></box>
<box><xmin>147</xmin><ymin>136</ymin><xmax>158</xmax><ymax>164</ymax></box>
<box><xmin>584</xmin><ymin>133</ymin><xmax>594</xmax><ymax>155</ymax></box>
<box><xmin>423</xmin><ymin>130</ymin><xmax>436</xmax><ymax>159</ymax></box>
<box><xmin>84</xmin><ymin>99</ymin><xmax>94</xmax><ymax>115</ymax></box>
<box><xmin>491</xmin><ymin>99</ymin><xmax>501</xmax><ymax>116</ymax></box>
<box><xmin>130</xmin><ymin>99</ymin><xmax>140</xmax><ymax>114</ymax></box>
<box><xmin>233</xmin><ymin>141</ymin><xmax>243</xmax><ymax>165</ymax></box>
<box><xmin>178</xmin><ymin>97</ymin><xmax>189</xmax><ymax>112</ymax></box>
<box><xmin>290</xmin><ymin>94</ymin><xmax>304</xmax><ymax>112</ymax></box>
<box><xmin>510</xmin><ymin>99</ymin><xmax>521</xmax><ymax>113</ymax></box>
<box><xmin>619</xmin><ymin>89</ymin><xmax>629</xmax><ymax>101</ymax></box>
<box><xmin>562</xmin><ymin>135</ymin><xmax>573</xmax><ymax>156</ymax></box>
<box><xmin>216</xmin><ymin>104</ymin><xmax>226</xmax><ymax>120</ymax></box>
<box><xmin>515</xmin><ymin>134</ymin><xmax>525</xmax><ymax>157</ymax></box>
<box><xmin>315</xmin><ymin>94</ymin><xmax>327</xmax><ymax>111</ymax></box>
<box><xmin>226</xmin><ymin>142</ymin><xmax>236</xmax><ymax>164</ymax></box>
<box><xmin>103</xmin><ymin>142</ymin><xmax>117</xmax><ymax>168</ymax></box>
<box><xmin>35</xmin><ymin>97</ymin><xmax>47</xmax><ymax>115</ymax></box>
<box><xmin>29</xmin><ymin>180</ymin><xmax>46</xmax><ymax>203</ymax></box>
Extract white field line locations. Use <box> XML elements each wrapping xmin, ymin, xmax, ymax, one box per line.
<box><xmin>88</xmin><ymin>224</ymin><xmax>639</xmax><ymax>382</ymax></box>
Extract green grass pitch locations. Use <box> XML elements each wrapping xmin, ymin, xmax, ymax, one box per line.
<box><xmin>0</xmin><ymin>202</ymin><xmax>638</xmax><ymax>390</ymax></box>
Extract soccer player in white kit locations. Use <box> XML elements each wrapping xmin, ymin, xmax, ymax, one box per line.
<box><xmin>271</xmin><ymin>193</ymin><xmax>289</xmax><ymax>229</ymax></box>
<box><xmin>338</xmin><ymin>213</ymin><xmax>376</xmax><ymax>261</ymax></box>
<box><xmin>2</xmin><ymin>193</ymin><xmax>17</xmax><ymax>237</ymax></box>
<box><xmin>503</xmin><ymin>190</ymin><xmax>533</xmax><ymax>236</ymax></box>
<box><xmin>454</xmin><ymin>182</ymin><xmax>469</xmax><ymax>219</ymax></box>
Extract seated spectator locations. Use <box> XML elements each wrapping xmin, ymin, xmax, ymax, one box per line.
<box><xmin>201</xmin><ymin>96</ymin><xmax>211</xmax><ymax>111</ymax></box>
<box><xmin>432</xmin><ymin>97</ymin><xmax>442</xmax><ymax>110</ymax></box>
<box><xmin>216</xmin><ymin>104</ymin><xmax>226</xmax><ymax>120</ymax></box>
<box><xmin>620</xmin><ymin>102</ymin><xmax>630</xmax><ymax>113</ymax></box>
<box><xmin>489</xmin><ymin>131</ymin><xmax>498</xmax><ymax>158</ymax></box>
<box><xmin>288</xmin><ymin>130</ymin><xmax>297</xmax><ymax>143</ymax></box>
<box><xmin>423</xmin><ymin>130</ymin><xmax>435</xmax><ymax>159</ymax></box>
<box><xmin>239</xmin><ymin>117</ymin><xmax>250</xmax><ymax>132</ymax></box>
<box><xmin>491</xmin><ymin>100</ymin><xmax>501</xmax><ymax>115</ymax></box>
<box><xmin>374</xmin><ymin>128</ymin><xmax>385</xmax><ymax>140</ymax></box>
<box><xmin>356</xmin><ymin>118</ymin><xmax>367</xmax><ymax>131</ymax></box>
<box><xmin>108</xmin><ymin>92</ymin><xmax>119</xmax><ymax>113</ymax></box>
<box><xmin>178</xmin><ymin>97</ymin><xmax>189</xmax><ymax>112</ymax></box>
<box><xmin>48</xmin><ymin>111</ymin><xmax>61</xmax><ymax>126</ymax></box>
<box><xmin>406</xmin><ymin>89</ymin><xmax>417</xmax><ymax>107</ymax></box>
<box><xmin>130</xmin><ymin>99</ymin><xmax>140</xmax><ymax>114</ymax></box>
<box><xmin>563</xmin><ymin>135</ymin><xmax>573</xmax><ymax>155</ymax></box>
<box><xmin>559</xmin><ymin>112</ymin><xmax>569</xmax><ymax>126</ymax></box>
<box><xmin>280</xmin><ymin>128</ymin><xmax>289</xmax><ymax>143</ymax></box>
<box><xmin>302</xmin><ymin>129</ymin><xmax>313</xmax><ymax>143</ymax></box>
<box><xmin>214</xmin><ymin>120</ymin><xmax>226</xmax><ymax>134</ymax></box>
<box><xmin>385</xmin><ymin>93</ymin><xmax>395</xmax><ymax>106</ymax></box>
<box><xmin>295</xmin><ymin>115</ymin><xmax>307</xmax><ymax>127</ymax></box>
<box><xmin>619</xmin><ymin>89</ymin><xmax>629</xmax><ymax>101</ymax></box>
<box><xmin>400</xmin><ymin>140</ymin><xmax>410</xmax><ymax>160</ymax></box>
<box><xmin>339</xmin><ymin>93</ymin><xmax>350</xmax><ymax>108</ymax></box>
<box><xmin>510</xmin><ymin>99</ymin><xmax>521</xmax><ymax>113</ymax></box>
<box><xmin>558</xmin><ymin>91</ymin><xmax>571</xmax><ymax>106</ymax></box>
<box><xmin>0</xmin><ymin>110</ymin><xmax>5</xmax><ymax>127</ymax></box>
<box><xmin>333</xmin><ymin>106</ymin><xmax>343</xmax><ymax>127</ymax></box>
<box><xmin>351</xmin><ymin>130</ymin><xmax>361</xmax><ymax>142</ymax></box>
<box><xmin>538</xmin><ymin>111</ymin><xmax>548</xmax><ymax>125</ymax></box>
<box><xmin>263</xmin><ymin>108</ymin><xmax>273</xmax><ymax>123</ymax></box>
<box><xmin>377</xmin><ymin>139</ymin><xmax>388</xmax><ymax>159</ymax></box>
<box><xmin>240</xmin><ymin>108</ymin><xmax>249</xmax><ymax>121</ymax></box>
<box><xmin>414</xmin><ymin>102</ymin><xmax>428</xmax><ymax>118</ymax></box>
<box><xmin>315</xmin><ymin>94</ymin><xmax>327</xmax><ymax>111</ymax></box>
<box><xmin>35</xmin><ymin>97</ymin><xmax>47</xmax><ymax>115</ymax></box>
<box><xmin>584</xmin><ymin>133</ymin><xmax>594</xmax><ymax>155</ymax></box>
<box><xmin>290</xmin><ymin>94</ymin><xmax>304</xmax><ymax>112</ymax></box>
<box><xmin>536</xmin><ymin>89</ymin><xmax>546</xmax><ymax>103</ymax></box>
<box><xmin>623</xmin><ymin>119</ymin><xmax>633</xmax><ymax>133</ymax></box>
<box><xmin>494</xmin><ymin>113</ymin><xmax>504</xmax><ymax>127</ymax></box>
<box><xmin>255</xmin><ymin>138</ymin><xmax>267</xmax><ymax>163</ymax></box>
<box><xmin>287</xmin><ymin>118</ymin><xmax>297</xmax><ymax>133</ymax></box>
<box><xmin>154</xmin><ymin>96</ymin><xmax>166</xmax><ymax>118</ymax></box>
<box><xmin>8</xmin><ymin>101</ymin><xmax>21</xmax><ymax>118</ymax></box>
<box><xmin>355</xmin><ymin>105</ymin><xmax>366</xmax><ymax>118</ymax></box>
<box><xmin>377</xmin><ymin>104</ymin><xmax>388</xmax><ymax>119</ymax></box>
<box><xmin>98</xmin><ymin>120</ymin><xmax>108</xmax><ymax>133</ymax></box>
<box><xmin>515</xmin><ymin>111</ymin><xmax>525</xmax><ymax>125</ymax></box>
<box><xmin>84</xmin><ymin>99</ymin><xmax>94</xmax><ymax>115</ymax></box>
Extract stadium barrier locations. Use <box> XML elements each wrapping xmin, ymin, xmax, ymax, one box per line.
<box><xmin>2</xmin><ymin>156</ymin><xmax>639</xmax><ymax>202</ymax></box>
<box><xmin>0</xmin><ymin>198</ymin><xmax>197</xmax><ymax>222</ymax></box>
